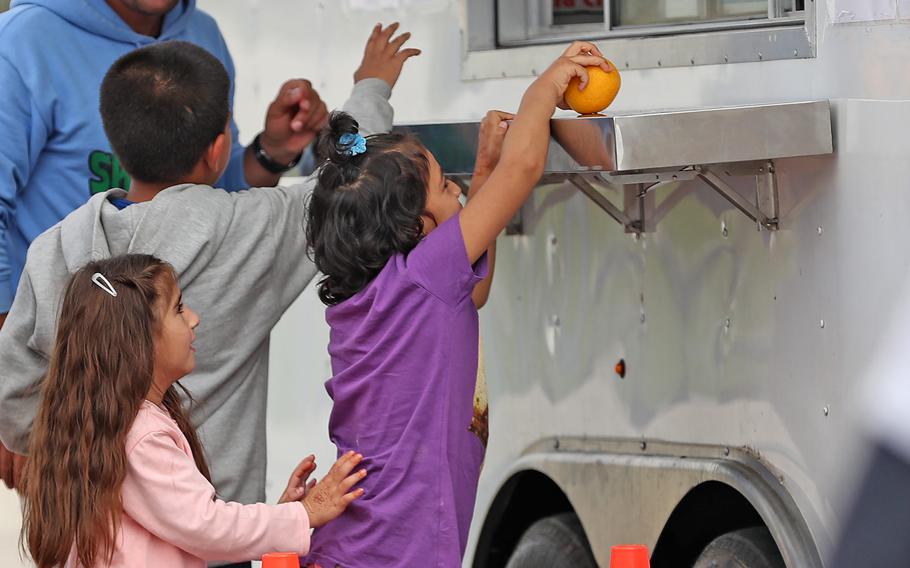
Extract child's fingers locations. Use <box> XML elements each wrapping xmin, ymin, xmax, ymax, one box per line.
<box><xmin>561</xmin><ymin>40</ymin><xmax>600</xmax><ymax>58</ymax></box>
<box><xmin>327</xmin><ymin>451</ymin><xmax>363</xmax><ymax>481</ymax></box>
<box><xmin>339</xmin><ymin>468</ymin><xmax>368</xmax><ymax>493</ymax></box>
<box><xmin>568</xmin><ymin>63</ymin><xmax>590</xmax><ymax>90</ymax></box>
<box><xmin>342</xmin><ymin>488</ymin><xmax>366</xmax><ymax>505</ymax></box>
<box><xmin>366</xmin><ymin>23</ymin><xmax>381</xmax><ymax>48</ymax></box>
<box><xmin>485</xmin><ymin>110</ymin><xmax>515</xmax><ymax>123</ymax></box>
<box><xmin>291</xmin><ymin>455</ymin><xmax>315</xmax><ymax>477</ymax></box>
<box><xmin>387</xmin><ymin>31</ymin><xmax>411</xmax><ymax>54</ymax></box>
<box><xmin>585</xmin><ymin>43</ymin><xmax>606</xmax><ymax>59</ymax></box>
<box><xmin>379</xmin><ymin>22</ymin><xmax>400</xmax><ymax>43</ymax></box>
<box><xmin>395</xmin><ymin>48</ymin><xmax>422</xmax><ymax>63</ymax></box>
<box><xmin>287</xmin><ymin>455</ymin><xmax>316</xmax><ymax>487</ymax></box>
<box><xmin>567</xmin><ymin>54</ymin><xmax>610</xmax><ymax>68</ymax></box>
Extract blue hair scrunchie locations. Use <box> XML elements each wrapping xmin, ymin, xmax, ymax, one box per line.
<box><xmin>339</xmin><ymin>133</ymin><xmax>367</xmax><ymax>156</ymax></box>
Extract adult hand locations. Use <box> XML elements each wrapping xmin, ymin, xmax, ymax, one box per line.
<box><xmin>259</xmin><ymin>79</ymin><xmax>329</xmax><ymax>165</ymax></box>
<box><xmin>354</xmin><ymin>22</ymin><xmax>421</xmax><ymax>89</ymax></box>
<box><xmin>0</xmin><ymin>441</ymin><xmax>27</xmax><ymax>492</ymax></box>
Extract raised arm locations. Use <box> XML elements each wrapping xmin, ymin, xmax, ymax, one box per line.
<box><xmin>458</xmin><ymin>42</ymin><xmax>613</xmax><ymax>263</ymax></box>
<box><xmin>469</xmin><ymin>110</ymin><xmax>514</xmax><ymax>309</ymax></box>
<box><xmin>344</xmin><ymin>22</ymin><xmax>420</xmax><ymax>136</ymax></box>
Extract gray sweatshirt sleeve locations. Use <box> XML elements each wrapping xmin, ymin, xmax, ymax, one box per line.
<box><xmin>342</xmin><ymin>78</ymin><xmax>394</xmax><ymax>136</ymax></box>
<box><xmin>265</xmin><ymin>77</ymin><xmax>395</xmax><ymax>309</ymax></box>
<box><xmin>0</xmin><ymin>268</ymin><xmax>45</xmax><ymax>454</ymax></box>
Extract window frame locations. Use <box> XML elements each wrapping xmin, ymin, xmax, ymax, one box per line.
<box><xmin>462</xmin><ymin>0</ymin><xmax>816</xmax><ymax>79</ymax></box>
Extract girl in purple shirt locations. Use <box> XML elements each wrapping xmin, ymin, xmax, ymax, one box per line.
<box><xmin>304</xmin><ymin>42</ymin><xmax>614</xmax><ymax>568</ymax></box>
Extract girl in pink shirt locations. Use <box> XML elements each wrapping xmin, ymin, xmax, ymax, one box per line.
<box><xmin>20</xmin><ymin>254</ymin><xmax>367</xmax><ymax>568</ymax></box>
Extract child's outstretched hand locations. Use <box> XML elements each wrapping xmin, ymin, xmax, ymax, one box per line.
<box><xmin>533</xmin><ymin>41</ymin><xmax>613</xmax><ymax>110</ymax></box>
<box><xmin>354</xmin><ymin>22</ymin><xmax>421</xmax><ymax>89</ymax></box>
<box><xmin>298</xmin><ymin>451</ymin><xmax>367</xmax><ymax>528</ymax></box>
<box><xmin>277</xmin><ymin>454</ymin><xmax>318</xmax><ymax>504</ymax></box>
<box><xmin>475</xmin><ymin>110</ymin><xmax>515</xmax><ymax>176</ymax></box>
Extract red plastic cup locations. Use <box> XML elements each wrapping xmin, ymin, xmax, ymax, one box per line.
<box><xmin>610</xmin><ymin>544</ymin><xmax>650</xmax><ymax>568</ymax></box>
<box><xmin>262</xmin><ymin>552</ymin><xmax>299</xmax><ymax>568</ymax></box>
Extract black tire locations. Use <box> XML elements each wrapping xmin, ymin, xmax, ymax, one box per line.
<box><xmin>693</xmin><ymin>527</ymin><xmax>785</xmax><ymax>568</ymax></box>
<box><xmin>504</xmin><ymin>512</ymin><xmax>598</xmax><ymax>568</ymax></box>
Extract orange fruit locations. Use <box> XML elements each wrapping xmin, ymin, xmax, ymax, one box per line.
<box><xmin>564</xmin><ymin>63</ymin><xmax>621</xmax><ymax>115</ymax></box>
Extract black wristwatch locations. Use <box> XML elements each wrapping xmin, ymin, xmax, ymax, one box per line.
<box><xmin>252</xmin><ymin>133</ymin><xmax>302</xmax><ymax>174</ymax></box>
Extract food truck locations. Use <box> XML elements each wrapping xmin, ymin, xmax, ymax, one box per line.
<box><xmin>203</xmin><ymin>0</ymin><xmax>909</xmax><ymax>565</ymax></box>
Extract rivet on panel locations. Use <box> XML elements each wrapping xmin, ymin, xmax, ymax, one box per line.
<box><xmin>640</xmin><ymin>440</ymin><xmax>647</xmax><ymax>451</ymax></box>
<box><xmin>819</xmin><ymin>319</ymin><xmax>826</xmax><ymax>329</ymax></box>
<box><xmin>724</xmin><ymin>447</ymin><xmax>731</xmax><ymax>456</ymax></box>
<box><xmin>823</xmin><ymin>405</ymin><xmax>830</xmax><ymax>416</ymax></box>
<box><xmin>615</xmin><ymin>359</ymin><xmax>626</xmax><ymax>379</ymax></box>
<box><xmin>817</xmin><ymin>226</ymin><xmax>823</xmax><ymax>236</ymax></box>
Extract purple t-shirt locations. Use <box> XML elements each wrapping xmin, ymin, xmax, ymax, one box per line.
<box><xmin>306</xmin><ymin>215</ymin><xmax>489</xmax><ymax>568</ymax></box>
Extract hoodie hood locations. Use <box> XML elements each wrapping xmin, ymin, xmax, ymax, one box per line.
<box><xmin>10</xmin><ymin>0</ymin><xmax>195</xmax><ymax>44</ymax></box>
<box><xmin>58</xmin><ymin>185</ymin><xmax>233</xmax><ymax>283</ymax></box>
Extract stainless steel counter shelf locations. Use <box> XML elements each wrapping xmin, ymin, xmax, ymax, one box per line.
<box><xmin>397</xmin><ymin>100</ymin><xmax>834</xmax><ymax>232</ymax></box>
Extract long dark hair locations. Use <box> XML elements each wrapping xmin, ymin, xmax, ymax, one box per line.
<box><xmin>306</xmin><ymin>111</ymin><xmax>430</xmax><ymax>305</ymax></box>
<box><xmin>20</xmin><ymin>255</ymin><xmax>211</xmax><ymax>568</ymax></box>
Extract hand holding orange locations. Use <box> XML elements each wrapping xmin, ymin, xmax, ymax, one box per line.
<box><xmin>565</xmin><ymin>62</ymin><xmax>621</xmax><ymax>115</ymax></box>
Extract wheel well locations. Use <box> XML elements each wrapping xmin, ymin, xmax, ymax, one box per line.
<box><xmin>472</xmin><ymin>470</ymin><xmax>574</xmax><ymax>568</ymax></box>
<box><xmin>651</xmin><ymin>480</ymin><xmax>770</xmax><ymax>567</ymax></box>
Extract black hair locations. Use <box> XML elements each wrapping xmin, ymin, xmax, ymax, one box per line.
<box><xmin>99</xmin><ymin>40</ymin><xmax>230</xmax><ymax>184</ymax></box>
<box><xmin>306</xmin><ymin>112</ymin><xmax>429</xmax><ymax>305</ymax></box>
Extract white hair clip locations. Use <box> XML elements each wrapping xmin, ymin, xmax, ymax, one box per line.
<box><xmin>91</xmin><ymin>273</ymin><xmax>118</xmax><ymax>298</ymax></box>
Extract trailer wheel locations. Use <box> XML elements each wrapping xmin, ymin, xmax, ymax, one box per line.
<box><xmin>692</xmin><ymin>527</ymin><xmax>785</xmax><ymax>568</ymax></box>
<box><xmin>504</xmin><ymin>512</ymin><xmax>597</xmax><ymax>568</ymax></box>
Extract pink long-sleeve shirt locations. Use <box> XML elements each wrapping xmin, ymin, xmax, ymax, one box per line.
<box><xmin>69</xmin><ymin>401</ymin><xmax>310</xmax><ymax>567</ymax></box>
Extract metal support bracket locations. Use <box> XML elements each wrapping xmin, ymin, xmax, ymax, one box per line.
<box><xmin>695</xmin><ymin>161</ymin><xmax>779</xmax><ymax>230</ymax></box>
<box><xmin>499</xmin><ymin>160</ymin><xmax>780</xmax><ymax>236</ymax></box>
<box><xmin>569</xmin><ymin>176</ymin><xmax>638</xmax><ymax>232</ymax></box>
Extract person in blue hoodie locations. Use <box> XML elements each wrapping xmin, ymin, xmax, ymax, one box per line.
<box><xmin>0</xmin><ymin>0</ymin><xmax>342</xmax><ymax>329</ymax></box>
<box><xmin>0</xmin><ymin>0</ymin><xmax>352</xmax><ymax>499</ymax></box>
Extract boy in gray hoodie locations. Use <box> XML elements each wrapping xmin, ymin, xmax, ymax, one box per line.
<box><xmin>0</xmin><ymin>28</ymin><xmax>417</xmax><ymax>511</ymax></box>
